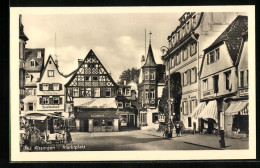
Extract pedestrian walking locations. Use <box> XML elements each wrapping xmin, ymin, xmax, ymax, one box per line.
<box><xmin>193</xmin><ymin>122</ymin><xmax>196</xmax><ymax>134</ymax></box>
<box><xmin>175</xmin><ymin>122</ymin><xmax>181</xmax><ymax>137</ymax></box>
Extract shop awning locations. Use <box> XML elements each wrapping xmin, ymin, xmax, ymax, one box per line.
<box><xmin>188</xmin><ymin>102</ymin><xmax>206</xmax><ymax>118</ymax></box>
<box><xmin>225</xmin><ymin>100</ymin><xmax>248</xmax><ymax>116</ymax></box>
<box><xmin>74</xmin><ymin>98</ymin><xmax>117</xmax><ymax>108</ymax></box>
<box><xmin>22</xmin><ymin>95</ymin><xmax>37</xmax><ymax>103</ymax></box>
<box><xmin>24</xmin><ymin>115</ymin><xmax>47</xmax><ymax>121</ymax></box>
<box><xmin>197</xmin><ymin>100</ymin><xmax>218</xmax><ymax>122</ymax></box>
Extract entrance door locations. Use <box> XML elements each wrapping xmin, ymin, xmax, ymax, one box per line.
<box><xmin>129</xmin><ymin>115</ymin><xmax>134</xmax><ymax>127</ymax></box>
<box><xmin>84</xmin><ymin>120</ymin><xmax>89</xmax><ymax>132</ymax></box>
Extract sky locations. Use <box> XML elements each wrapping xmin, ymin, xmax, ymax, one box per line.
<box><xmin>22</xmin><ymin>13</ymin><xmax>182</xmax><ymax>82</ymax></box>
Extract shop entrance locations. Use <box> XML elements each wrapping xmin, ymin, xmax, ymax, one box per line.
<box><xmin>129</xmin><ymin>115</ymin><xmax>134</xmax><ymax>127</ymax></box>
<box><xmin>84</xmin><ymin>120</ymin><xmax>89</xmax><ymax>132</ymax></box>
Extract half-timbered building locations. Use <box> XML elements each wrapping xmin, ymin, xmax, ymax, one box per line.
<box><xmin>65</xmin><ymin>50</ymin><xmax>119</xmax><ymax>132</ymax></box>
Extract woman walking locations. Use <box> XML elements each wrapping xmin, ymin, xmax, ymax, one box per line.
<box><xmin>175</xmin><ymin>122</ymin><xmax>181</xmax><ymax>137</ymax></box>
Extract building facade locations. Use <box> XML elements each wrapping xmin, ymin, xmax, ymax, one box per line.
<box><xmin>161</xmin><ymin>12</ymin><xmax>244</xmax><ymax>131</ymax></box>
<box><xmin>138</xmin><ymin>42</ymin><xmax>166</xmax><ymax>130</ymax></box>
<box><xmin>21</xmin><ymin>48</ymin><xmax>45</xmax><ymax>114</ymax></box>
<box><xmin>116</xmin><ymin>81</ymin><xmax>138</xmax><ymax>127</ymax></box>
<box><xmin>19</xmin><ymin>15</ymin><xmax>29</xmax><ymax>107</ymax></box>
<box><xmin>36</xmin><ymin>55</ymin><xmax>69</xmax><ymax>118</ymax></box>
<box><xmin>224</xmin><ymin>31</ymin><xmax>249</xmax><ymax>137</ymax></box>
<box><xmin>199</xmin><ymin>16</ymin><xmax>248</xmax><ymax>135</ymax></box>
<box><xmin>65</xmin><ymin>50</ymin><xmax>119</xmax><ymax>132</ymax></box>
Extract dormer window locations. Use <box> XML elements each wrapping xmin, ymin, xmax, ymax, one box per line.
<box><xmin>49</xmin><ymin>61</ymin><xmax>52</xmax><ymax>64</ymax></box>
<box><xmin>30</xmin><ymin>60</ymin><xmax>35</xmax><ymax>67</ymax></box>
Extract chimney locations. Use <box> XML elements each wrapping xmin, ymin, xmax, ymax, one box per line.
<box><xmin>55</xmin><ymin>59</ymin><xmax>58</xmax><ymax>67</ymax></box>
<box><xmin>78</xmin><ymin>59</ymin><xmax>83</xmax><ymax>66</ymax></box>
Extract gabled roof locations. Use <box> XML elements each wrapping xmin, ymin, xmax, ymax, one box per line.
<box><xmin>142</xmin><ymin>44</ymin><xmax>157</xmax><ymax>68</ymax></box>
<box><xmin>24</xmin><ymin>48</ymin><xmax>45</xmax><ymax>72</ymax></box>
<box><xmin>38</xmin><ymin>55</ymin><xmax>66</xmax><ymax>82</ymax></box>
<box><xmin>204</xmin><ymin>15</ymin><xmax>248</xmax><ymax>65</ymax></box>
<box><xmin>65</xmin><ymin>49</ymin><xmax>118</xmax><ymax>87</ymax></box>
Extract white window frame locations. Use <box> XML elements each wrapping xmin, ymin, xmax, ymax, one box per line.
<box><xmin>145</xmin><ymin>71</ymin><xmax>149</xmax><ymax>80</ymax></box>
<box><xmin>28</xmin><ymin>103</ymin><xmax>33</xmax><ymax>111</ymax></box>
<box><xmin>150</xmin><ymin>72</ymin><xmax>155</xmax><ymax>80</ymax></box>
<box><xmin>125</xmin><ymin>88</ymin><xmax>131</xmax><ymax>96</ymax></box>
<box><xmin>42</xmin><ymin>84</ymin><xmax>49</xmax><ymax>91</ymax></box>
<box><xmin>203</xmin><ymin>79</ymin><xmax>208</xmax><ymax>91</ymax></box>
<box><xmin>30</xmin><ymin>60</ymin><xmax>35</xmax><ymax>67</ymax></box>
<box><xmin>191</xmin><ymin>67</ymin><xmax>197</xmax><ymax>83</ymax></box>
<box><xmin>86</xmin><ymin>88</ymin><xmax>91</xmax><ymax>97</ymax></box>
<box><xmin>53</xmin><ymin>83</ymin><xmax>59</xmax><ymax>91</ymax></box>
<box><xmin>43</xmin><ymin>97</ymin><xmax>49</xmax><ymax>105</ymax></box>
<box><xmin>183</xmin><ymin>101</ymin><xmax>188</xmax><ymax>115</ymax></box>
<box><xmin>94</xmin><ymin>88</ymin><xmax>101</xmax><ymax>97</ymax></box>
<box><xmin>150</xmin><ymin>89</ymin><xmax>155</xmax><ymax>99</ymax></box>
<box><xmin>37</xmin><ymin>51</ymin><xmax>41</xmax><ymax>58</ymax></box>
<box><xmin>125</xmin><ymin>102</ymin><xmax>131</xmax><ymax>107</ymax></box>
<box><xmin>118</xmin><ymin>88</ymin><xmax>122</xmax><ymax>95</ymax></box>
<box><xmin>145</xmin><ymin>90</ymin><xmax>149</xmax><ymax>99</ymax></box>
<box><xmin>48</xmin><ymin>70</ymin><xmax>54</xmax><ymax>77</ymax></box>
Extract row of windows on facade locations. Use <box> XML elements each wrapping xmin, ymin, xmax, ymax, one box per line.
<box><xmin>67</xmin><ymin>87</ymin><xmax>112</xmax><ymax>97</ymax></box>
<box><xmin>143</xmin><ymin>71</ymin><xmax>155</xmax><ymax>80</ymax></box>
<box><xmin>76</xmin><ymin>75</ymin><xmax>111</xmax><ymax>82</ymax></box>
<box><xmin>40</xmin><ymin>97</ymin><xmax>63</xmax><ymax>105</ymax></box>
<box><xmin>182</xmin><ymin>67</ymin><xmax>197</xmax><ymax>86</ymax></box>
<box><xmin>169</xmin><ymin>14</ymin><xmax>198</xmax><ymax>48</ymax></box>
<box><xmin>167</xmin><ymin>42</ymin><xmax>197</xmax><ymax>70</ymax></box>
<box><xmin>202</xmin><ymin>69</ymin><xmax>248</xmax><ymax>94</ymax></box>
<box><xmin>117</xmin><ymin>102</ymin><xmax>131</xmax><ymax>108</ymax></box>
<box><xmin>143</xmin><ymin>89</ymin><xmax>155</xmax><ymax>99</ymax></box>
<box><xmin>118</xmin><ymin>88</ymin><xmax>131</xmax><ymax>96</ymax></box>
<box><xmin>39</xmin><ymin>83</ymin><xmax>63</xmax><ymax>91</ymax></box>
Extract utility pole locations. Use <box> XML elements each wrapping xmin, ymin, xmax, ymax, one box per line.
<box><xmin>167</xmin><ymin>68</ymin><xmax>172</xmax><ymax>138</ymax></box>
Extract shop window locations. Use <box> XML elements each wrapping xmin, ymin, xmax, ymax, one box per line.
<box><xmin>105</xmin><ymin>88</ymin><xmax>111</xmax><ymax>97</ymax></box>
<box><xmin>73</xmin><ymin>87</ymin><xmax>79</xmax><ymax>97</ymax></box>
<box><xmin>225</xmin><ymin>71</ymin><xmax>231</xmax><ymax>90</ymax></box>
<box><xmin>94</xmin><ymin>120</ymin><xmax>100</xmax><ymax>126</ymax></box>
<box><xmin>28</xmin><ymin>103</ymin><xmax>33</xmax><ymax>111</ymax></box>
<box><xmin>188</xmin><ymin>117</ymin><xmax>192</xmax><ymax>127</ymax></box>
<box><xmin>213</xmin><ymin>75</ymin><xmax>219</xmax><ymax>93</ymax></box>
<box><xmin>42</xmin><ymin>84</ymin><xmax>49</xmax><ymax>91</ymax></box>
<box><xmin>232</xmin><ymin>115</ymin><xmax>248</xmax><ymax>134</ymax></box>
<box><xmin>125</xmin><ymin>88</ymin><xmax>131</xmax><ymax>96</ymax></box>
<box><xmin>107</xmin><ymin>120</ymin><xmax>113</xmax><ymax>126</ymax></box>
<box><xmin>94</xmin><ymin>88</ymin><xmax>100</xmax><ymax>97</ymax></box>
<box><xmin>48</xmin><ymin>70</ymin><xmax>54</xmax><ymax>77</ymax></box>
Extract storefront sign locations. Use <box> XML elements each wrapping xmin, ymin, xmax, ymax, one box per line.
<box><xmin>42</xmin><ymin>105</ymin><xmax>59</xmax><ymax>108</ymax></box>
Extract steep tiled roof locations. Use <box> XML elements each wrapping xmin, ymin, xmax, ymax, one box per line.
<box><xmin>24</xmin><ymin>48</ymin><xmax>45</xmax><ymax>72</ymax></box>
<box><xmin>204</xmin><ymin>15</ymin><xmax>248</xmax><ymax>65</ymax></box>
<box><xmin>142</xmin><ymin>44</ymin><xmax>157</xmax><ymax>68</ymax></box>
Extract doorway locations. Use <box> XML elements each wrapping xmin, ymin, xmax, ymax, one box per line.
<box><xmin>129</xmin><ymin>115</ymin><xmax>134</xmax><ymax>127</ymax></box>
<box><xmin>84</xmin><ymin>120</ymin><xmax>89</xmax><ymax>132</ymax></box>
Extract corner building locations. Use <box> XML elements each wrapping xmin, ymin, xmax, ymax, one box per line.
<box><xmin>162</xmin><ymin>12</ymin><xmax>244</xmax><ymax>131</ymax></box>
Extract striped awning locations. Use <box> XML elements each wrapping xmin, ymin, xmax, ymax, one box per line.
<box><xmin>188</xmin><ymin>102</ymin><xmax>206</xmax><ymax>118</ymax></box>
<box><xmin>225</xmin><ymin>100</ymin><xmax>248</xmax><ymax>116</ymax></box>
<box><xmin>197</xmin><ymin>100</ymin><xmax>218</xmax><ymax>122</ymax></box>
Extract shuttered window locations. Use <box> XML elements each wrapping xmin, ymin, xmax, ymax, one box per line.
<box><xmin>49</xmin><ymin>84</ymin><xmax>53</xmax><ymax>91</ymax></box>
